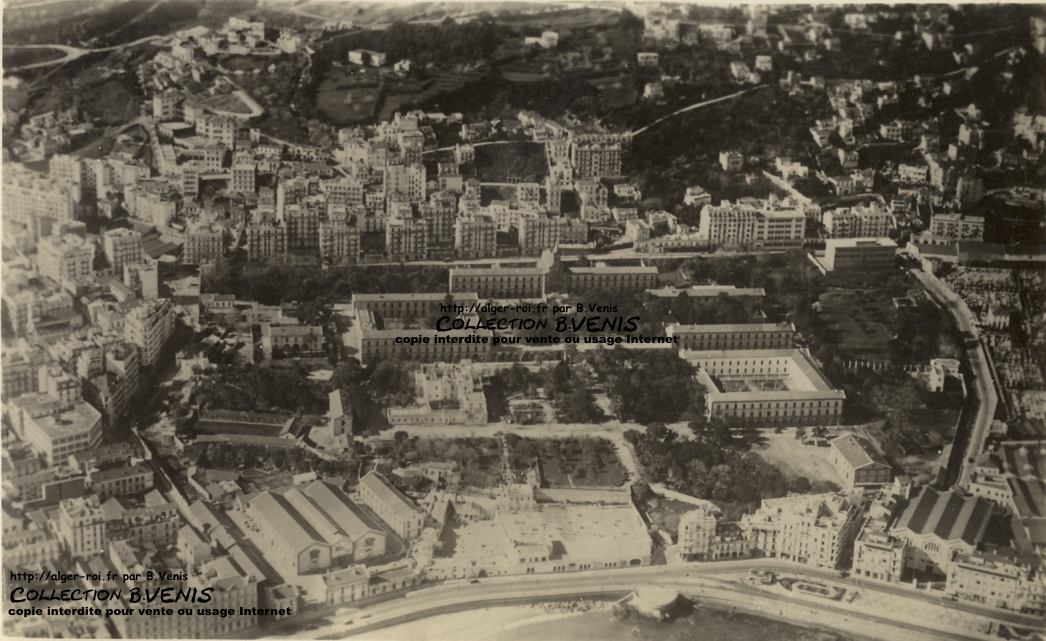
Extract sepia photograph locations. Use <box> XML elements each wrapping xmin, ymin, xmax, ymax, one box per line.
<box><xmin>1</xmin><ymin>1</ymin><xmax>1045</xmax><ymax>640</ymax></box>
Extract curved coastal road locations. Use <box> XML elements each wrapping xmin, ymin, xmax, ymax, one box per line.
<box><xmin>269</xmin><ymin>561</ymin><xmax>1039</xmax><ymax>641</ymax></box>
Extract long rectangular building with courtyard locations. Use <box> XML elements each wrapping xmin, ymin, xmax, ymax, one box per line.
<box><xmin>345</xmin><ymin>292</ymin><xmax>493</xmax><ymax>364</ymax></box>
<box><xmin>682</xmin><ymin>348</ymin><xmax>845</xmax><ymax>427</ymax></box>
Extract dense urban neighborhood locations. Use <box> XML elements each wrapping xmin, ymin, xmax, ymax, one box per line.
<box><xmin>2</xmin><ymin>2</ymin><xmax>1045</xmax><ymax>640</ymax></box>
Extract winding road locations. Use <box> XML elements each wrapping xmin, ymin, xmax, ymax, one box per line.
<box><xmin>631</xmin><ymin>85</ymin><xmax>768</xmax><ymax>136</ymax></box>
<box><xmin>2</xmin><ymin>35</ymin><xmax>165</xmax><ymax>72</ymax></box>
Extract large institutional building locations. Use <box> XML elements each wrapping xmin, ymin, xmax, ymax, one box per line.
<box><xmin>683</xmin><ymin>348</ymin><xmax>845</xmax><ymax>427</ymax></box>
<box><xmin>665</xmin><ymin>322</ymin><xmax>794</xmax><ymax>351</ymax></box>
<box><xmin>346</xmin><ymin>292</ymin><xmax>493</xmax><ymax>364</ymax></box>
<box><xmin>818</xmin><ymin>237</ymin><xmax>897</xmax><ymax>273</ymax></box>
<box><xmin>449</xmin><ymin>265</ymin><xmax>547</xmax><ymax>299</ymax></box>
<box><xmin>357</xmin><ymin>472</ymin><xmax>427</xmax><ymax>540</ymax></box>
<box><xmin>245</xmin><ymin>480</ymin><xmax>387</xmax><ymax>576</ymax></box>
<box><xmin>890</xmin><ymin>487</ymin><xmax>993</xmax><ymax>575</ymax></box>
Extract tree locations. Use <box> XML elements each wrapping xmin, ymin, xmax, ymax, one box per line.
<box><xmin>557</xmin><ymin>386</ymin><xmax>604</xmax><ymax>423</ymax></box>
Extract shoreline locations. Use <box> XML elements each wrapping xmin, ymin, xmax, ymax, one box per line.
<box><xmin>366</xmin><ymin>596</ymin><xmax>864</xmax><ymax>641</ymax></box>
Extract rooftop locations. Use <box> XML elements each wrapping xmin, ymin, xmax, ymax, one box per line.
<box><xmin>359</xmin><ymin>471</ymin><xmax>423</xmax><ymax>520</ymax></box>
<box><xmin>249</xmin><ymin>480</ymin><xmax>382</xmax><ymax>552</ymax></box>
<box><xmin>667</xmin><ymin>322</ymin><xmax>794</xmax><ymax>335</ymax></box>
<box><xmin>683</xmin><ymin>348</ymin><xmax>842</xmax><ymax>398</ymax></box>
<box><xmin>826</xmin><ymin>237</ymin><xmax>896</xmax><ymax>249</ymax></box>
<box><xmin>831</xmin><ymin>433</ymin><xmax>890</xmax><ymax>471</ymax></box>
<box><xmin>25</xmin><ymin>400</ymin><xmax>102</xmax><ymax>440</ymax></box>
<box><xmin>645</xmin><ymin>285</ymin><xmax>766</xmax><ymax>298</ymax></box>
<box><xmin>892</xmin><ymin>487</ymin><xmax>992</xmax><ymax>546</ymax></box>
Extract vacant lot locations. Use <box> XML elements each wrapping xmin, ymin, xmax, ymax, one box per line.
<box><xmin>642</xmin><ymin>496</ymin><xmax>697</xmax><ymax>537</ymax></box>
<box><xmin>753</xmin><ymin>429</ymin><xmax>844</xmax><ymax>487</ymax></box>
<box><xmin>473</xmin><ymin>141</ymin><xmax>548</xmax><ymax>183</ymax></box>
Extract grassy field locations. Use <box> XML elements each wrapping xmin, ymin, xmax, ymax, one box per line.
<box><xmin>589</xmin><ymin>74</ymin><xmax>638</xmax><ymax>109</ymax></box>
<box><xmin>313</xmin><ymin>66</ymin><xmax>479</xmax><ymax>125</ymax></box>
<box><xmin>495</xmin><ymin>6</ymin><xmax>620</xmax><ymax>31</ymax></box>
<box><xmin>316</xmin><ymin>82</ymin><xmax>382</xmax><ymax>124</ymax></box>
<box><xmin>202</xmin><ymin>92</ymin><xmax>254</xmax><ymax>115</ymax></box>
<box><xmin>816</xmin><ymin>288</ymin><xmax>897</xmax><ymax>360</ymax></box>
<box><xmin>473</xmin><ymin>141</ymin><xmax>548</xmax><ymax>183</ymax></box>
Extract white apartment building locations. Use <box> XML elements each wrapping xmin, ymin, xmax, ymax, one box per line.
<box><xmin>518</xmin><ymin>214</ymin><xmax>561</xmax><ymax>255</ymax></box>
<box><xmin>384</xmin><ymin>162</ymin><xmax>426</xmax><ymax>203</ymax></box>
<box><xmin>319</xmin><ymin>220</ymin><xmax>361</xmax><ymax>264</ymax></box>
<box><xmin>102</xmin><ymin>228</ymin><xmax>144</xmax><ymax>272</ymax></box>
<box><xmin>124</xmin><ymin>258</ymin><xmax>159</xmax><ymax>300</ymax></box>
<box><xmin>246</xmin><ymin>220</ymin><xmax>288</xmax><ymax>260</ymax></box>
<box><xmin>741</xmin><ymin>493</ymin><xmax>863</xmax><ymax>569</ymax></box>
<box><xmin>58</xmin><ymin>495</ymin><xmax>106</xmax><ymax>557</ymax></box>
<box><xmin>4</xmin><ymin>164</ymin><xmax>78</xmax><ymax>227</ymax></box>
<box><xmin>124</xmin><ymin>298</ymin><xmax>175</xmax><ymax>367</ymax></box>
<box><xmin>183</xmin><ymin>224</ymin><xmax>224</xmax><ymax>264</ymax></box>
<box><xmin>929</xmin><ymin>213</ymin><xmax>985</xmax><ymax>242</ymax></box>
<box><xmin>946</xmin><ymin>551</ymin><xmax>1046</xmax><ymax>613</ymax></box>
<box><xmin>37</xmin><ymin>234</ymin><xmax>95</xmax><ymax>282</ymax></box>
<box><xmin>231</xmin><ymin>162</ymin><xmax>256</xmax><ymax>193</ymax></box>
<box><xmin>698</xmin><ymin>200</ymin><xmax>805</xmax><ymax>249</ymax></box>
<box><xmin>385</xmin><ymin>216</ymin><xmax>428</xmax><ymax>261</ymax></box>
<box><xmin>822</xmin><ymin>204</ymin><xmax>894</xmax><ymax>238</ymax></box>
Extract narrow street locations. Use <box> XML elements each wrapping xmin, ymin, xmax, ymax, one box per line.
<box><xmin>910</xmin><ymin>267</ymin><xmax>999</xmax><ymax>488</ymax></box>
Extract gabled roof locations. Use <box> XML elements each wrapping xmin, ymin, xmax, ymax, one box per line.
<box><xmin>893</xmin><ymin>487</ymin><xmax>992</xmax><ymax>546</ymax></box>
<box><xmin>249</xmin><ymin>491</ymin><xmax>325</xmax><ymax>550</ymax></box>
<box><xmin>831</xmin><ymin>433</ymin><xmax>890</xmax><ymax>471</ymax></box>
<box><xmin>359</xmin><ymin>471</ymin><xmax>421</xmax><ymax>520</ymax></box>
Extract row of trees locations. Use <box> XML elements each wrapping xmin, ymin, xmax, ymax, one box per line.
<box><xmin>625</xmin><ymin>422</ymin><xmax>835</xmax><ymax>510</ymax></box>
<box><xmin>330</xmin><ymin>358</ymin><xmax>416</xmax><ymax>434</ymax></box>
<box><xmin>194</xmin><ymin>364</ymin><xmax>329</xmax><ymax>414</ymax></box>
<box><xmin>487</xmin><ymin>362</ymin><xmax>604</xmax><ymax>424</ymax></box>
<box><xmin>199</xmin><ymin>442</ymin><xmax>356</xmax><ymax>477</ymax></box>
<box><xmin>371</xmin><ymin>435</ymin><xmax>503</xmax><ymax>487</ymax></box>
<box><xmin>584</xmin><ymin>349</ymin><xmax>705</xmax><ymax>424</ymax></box>
<box><xmin>505</xmin><ymin>434</ymin><xmax>626</xmax><ymax>487</ymax></box>
<box><xmin>203</xmin><ymin>256</ymin><xmax>448</xmax><ymax>305</ymax></box>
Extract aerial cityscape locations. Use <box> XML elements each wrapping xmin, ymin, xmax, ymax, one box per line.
<box><xmin>1</xmin><ymin>1</ymin><xmax>1045</xmax><ymax>640</ymax></box>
